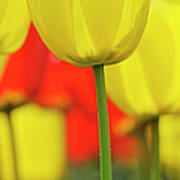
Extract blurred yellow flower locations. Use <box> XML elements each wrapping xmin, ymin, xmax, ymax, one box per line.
<box><xmin>27</xmin><ymin>0</ymin><xmax>149</xmax><ymax>67</ymax></box>
<box><xmin>105</xmin><ymin>0</ymin><xmax>180</xmax><ymax>120</ymax></box>
<box><xmin>0</xmin><ymin>104</ymin><xmax>66</xmax><ymax>179</ymax></box>
<box><xmin>160</xmin><ymin>115</ymin><xmax>180</xmax><ymax>172</ymax></box>
<box><xmin>0</xmin><ymin>0</ymin><xmax>30</xmax><ymax>54</ymax></box>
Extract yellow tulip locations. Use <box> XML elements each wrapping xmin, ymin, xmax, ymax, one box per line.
<box><xmin>0</xmin><ymin>0</ymin><xmax>30</xmax><ymax>54</ymax></box>
<box><xmin>0</xmin><ymin>103</ymin><xmax>66</xmax><ymax>179</ymax></box>
<box><xmin>159</xmin><ymin>115</ymin><xmax>180</xmax><ymax>171</ymax></box>
<box><xmin>105</xmin><ymin>0</ymin><xmax>180</xmax><ymax>120</ymax></box>
<box><xmin>27</xmin><ymin>0</ymin><xmax>149</xmax><ymax>67</ymax></box>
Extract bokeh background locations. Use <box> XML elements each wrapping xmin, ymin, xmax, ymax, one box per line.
<box><xmin>0</xmin><ymin>24</ymin><xmax>179</xmax><ymax>180</ymax></box>
<box><xmin>1</xmin><ymin>0</ymin><xmax>180</xmax><ymax>178</ymax></box>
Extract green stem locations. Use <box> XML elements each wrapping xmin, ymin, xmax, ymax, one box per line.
<box><xmin>151</xmin><ymin>117</ymin><xmax>160</xmax><ymax>180</ymax></box>
<box><xmin>6</xmin><ymin>111</ymin><xmax>19</xmax><ymax>180</ymax></box>
<box><xmin>93</xmin><ymin>64</ymin><xmax>112</xmax><ymax>180</ymax></box>
<box><xmin>136</xmin><ymin>129</ymin><xmax>150</xmax><ymax>180</ymax></box>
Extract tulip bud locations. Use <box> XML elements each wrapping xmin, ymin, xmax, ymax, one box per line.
<box><xmin>0</xmin><ymin>0</ymin><xmax>30</xmax><ymax>54</ymax></box>
<box><xmin>105</xmin><ymin>0</ymin><xmax>180</xmax><ymax>120</ymax></box>
<box><xmin>27</xmin><ymin>0</ymin><xmax>149</xmax><ymax>67</ymax></box>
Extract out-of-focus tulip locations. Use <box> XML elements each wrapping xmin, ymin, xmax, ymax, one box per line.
<box><xmin>105</xmin><ymin>0</ymin><xmax>180</xmax><ymax>120</ymax></box>
<box><xmin>0</xmin><ymin>104</ymin><xmax>66</xmax><ymax>180</ymax></box>
<box><xmin>27</xmin><ymin>0</ymin><xmax>149</xmax><ymax>67</ymax></box>
<box><xmin>160</xmin><ymin>115</ymin><xmax>180</xmax><ymax>171</ymax></box>
<box><xmin>34</xmin><ymin>55</ymin><xmax>139</xmax><ymax>163</ymax></box>
<box><xmin>0</xmin><ymin>0</ymin><xmax>30</xmax><ymax>54</ymax></box>
<box><xmin>0</xmin><ymin>24</ymin><xmax>47</xmax><ymax>107</ymax></box>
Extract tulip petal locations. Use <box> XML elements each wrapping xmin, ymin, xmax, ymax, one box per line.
<box><xmin>0</xmin><ymin>0</ymin><xmax>30</xmax><ymax>54</ymax></box>
<box><xmin>28</xmin><ymin>0</ymin><xmax>149</xmax><ymax>66</ymax></box>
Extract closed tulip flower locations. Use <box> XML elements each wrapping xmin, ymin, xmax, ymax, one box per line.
<box><xmin>105</xmin><ymin>1</ymin><xmax>180</xmax><ymax>179</ymax></box>
<box><xmin>27</xmin><ymin>0</ymin><xmax>149</xmax><ymax>67</ymax></box>
<box><xmin>105</xmin><ymin>0</ymin><xmax>180</xmax><ymax>120</ymax></box>
<box><xmin>0</xmin><ymin>0</ymin><xmax>30</xmax><ymax>54</ymax></box>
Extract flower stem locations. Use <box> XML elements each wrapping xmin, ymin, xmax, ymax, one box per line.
<box><xmin>93</xmin><ymin>64</ymin><xmax>112</xmax><ymax>180</ymax></box>
<box><xmin>6</xmin><ymin>110</ymin><xmax>19</xmax><ymax>180</ymax></box>
<box><xmin>136</xmin><ymin>129</ymin><xmax>150</xmax><ymax>180</ymax></box>
<box><xmin>151</xmin><ymin>117</ymin><xmax>160</xmax><ymax>180</ymax></box>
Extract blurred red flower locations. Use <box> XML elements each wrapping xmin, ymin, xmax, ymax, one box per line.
<box><xmin>0</xmin><ymin>24</ymin><xmax>48</xmax><ymax>108</ymax></box>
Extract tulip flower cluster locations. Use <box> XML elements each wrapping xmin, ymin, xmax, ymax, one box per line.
<box><xmin>1</xmin><ymin>0</ymin><xmax>180</xmax><ymax>180</ymax></box>
<box><xmin>0</xmin><ymin>18</ymin><xmax>140</xmax><ymax>180</ymax></box>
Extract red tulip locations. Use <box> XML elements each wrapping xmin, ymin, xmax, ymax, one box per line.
<box><xmin>0</xmin><ymin>24</ymin><xmax>48</xmax><ymax>108</ymax></box>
